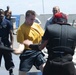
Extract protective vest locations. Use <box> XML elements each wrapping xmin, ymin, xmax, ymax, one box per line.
<box><xmin>46</xmin><ymin>24</ymin><xmax>76</xmax><ymax>56</ymax></box>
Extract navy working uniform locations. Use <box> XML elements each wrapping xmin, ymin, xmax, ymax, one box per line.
<box><xmin>0</xmin><ymin>18</ymin><xmax>14</xmax><ymax>69</ymax></box>
<box><xmin>0</xmin><ymin>9</ymin><xmax>14</xmax><ymax>75</ymax></box>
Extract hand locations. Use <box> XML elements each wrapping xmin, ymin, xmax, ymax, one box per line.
<box><xmin>13</xmin><ymin>44</ymin><xmax>25</xmax><ymax>55</ymax></box>
<box><xmin>23</xmin><ymin>39</ymin><xmax>33</xmax><ymax>46</ymax></box>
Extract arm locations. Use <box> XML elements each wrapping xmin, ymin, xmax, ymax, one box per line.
<box><xmin>23</xmin><ymin>39</ymin><xmax>48</xmax><ymax>51</ymax></box>
<box><xmin>39</xmin><ymin>40</ymin><xmax>48</xmax><ymax>50</ymax></box>
<box><xmin>1</xmin><ymin>39</ymin><xmax>48</xmax><ymax>54</ymax></box>
<box><xmin>9</xmin><ymin>30</ymin><xmax>14</xmax><ymax>48</ymax></box>
<box><xmin>13</xmin><ymin>27</ymin><xmax>25</xmax><ymax>55</ymax></box>
<box><xmin>13</xmin><ymin>39</ymin><xmax>33</xmax><ymax>55</ymax></box>
<box><xmin>29</xmin><ymin>40</ymin><xmax>48</xmax><ymax>50</ymax></box>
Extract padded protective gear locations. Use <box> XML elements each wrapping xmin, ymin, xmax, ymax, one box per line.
<box><xmin>43</xmin><ymin>24</ymin><xmax>76</xmax><ymax>56</ymax></box>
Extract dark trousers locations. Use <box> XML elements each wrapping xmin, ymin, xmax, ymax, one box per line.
<box><xmin>43</xmin><ymin>60</ymin><xmax>76</xmax><ymax>75</ymax></box>
<box><xmin>0</xmin><ymin>50</ymin><xmax>14</xmax><ymax>70</ymax></box>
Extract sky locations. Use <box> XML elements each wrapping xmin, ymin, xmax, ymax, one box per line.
<box><xmin>0</xmin><ymin>0</ymin><xmax>76</xmax><ymax>15</ymax></box>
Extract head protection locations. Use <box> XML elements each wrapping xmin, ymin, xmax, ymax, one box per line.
<box><xmin>53</xmin><ymin>12</ymin><xmax>68</xmax><ymax>24</ymax></box>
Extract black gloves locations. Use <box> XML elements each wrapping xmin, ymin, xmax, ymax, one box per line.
<box><xmin>29</xmin><ymin>44</ymin><xmax>40</xmax><ymax>50</ymax></box>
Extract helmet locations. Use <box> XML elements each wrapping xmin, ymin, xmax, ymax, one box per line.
<box><xmin>53</xmin><ymin>12</ymin><xmax>68</xmax><ymax>24</ymax></box>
